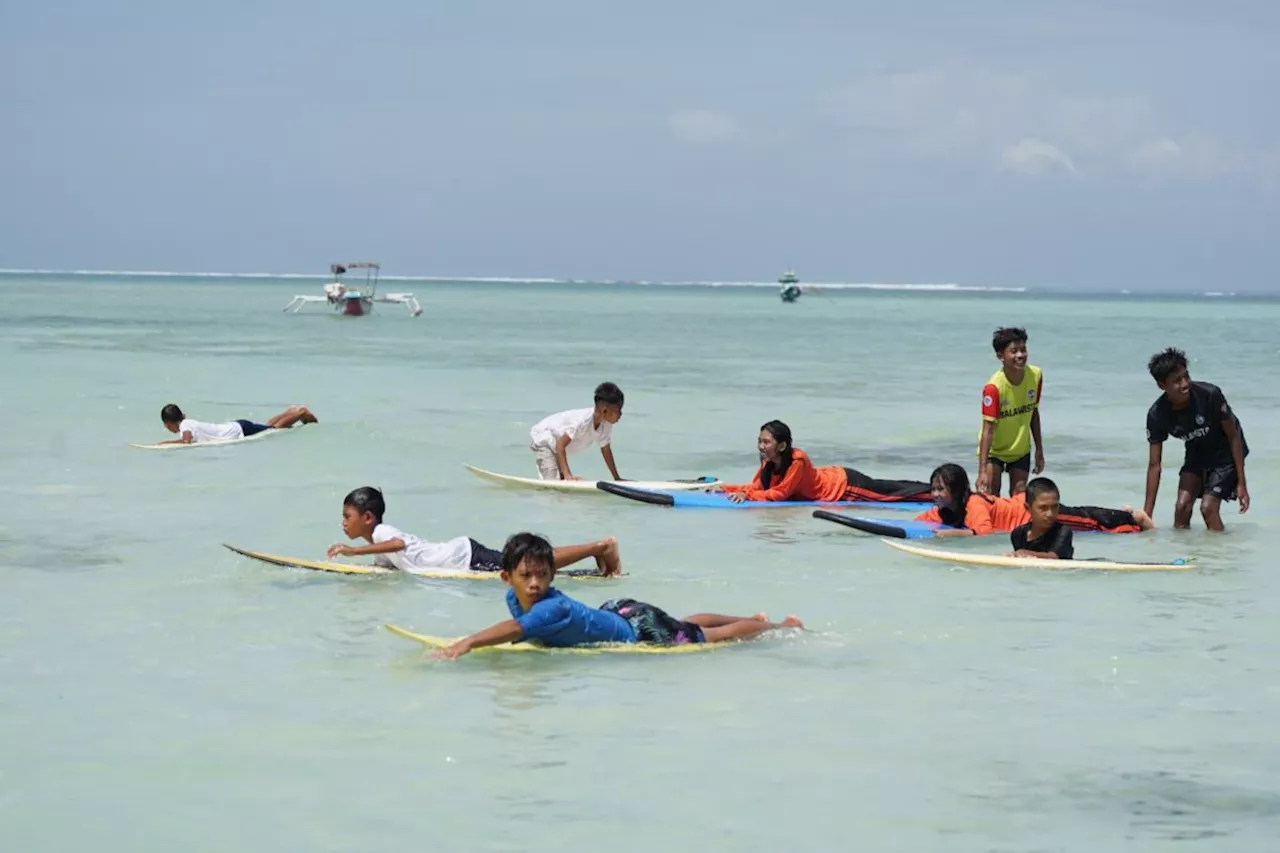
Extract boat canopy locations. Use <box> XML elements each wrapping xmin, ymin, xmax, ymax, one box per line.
<box><xmin>330</xmin><ymin>262</ymin><xmax>380</xmax><ymax>275</ymax></box>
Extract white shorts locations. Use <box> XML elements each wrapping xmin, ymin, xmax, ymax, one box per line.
<box><xmin>531</xmin><ymin>446</ymin><xmax>562</xmax><ymax>480</ymax></box>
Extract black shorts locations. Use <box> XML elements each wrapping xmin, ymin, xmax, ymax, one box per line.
<box><xmin>235</xmin><ymin>419</ymin><xmax>271</xmax><ymax>437</ymax></box>
<box><xmin>468</xmin><ymin>539</ymin><xmax>503</xmax><ymax>572</ymax></box>
<box><xmin>599</xmin><ymin>599</ymin><xmax>705</xmax><ymax>645</ymax></box>
<box><xmin>989</xmin><ymin>453</ymin><xmax>1030</xmax><ymax>473</ymax></box>
<box><xmin>1179</xmin><ymin>463</ymin><xmax>1239</xmax><ymax>502</ymax></box>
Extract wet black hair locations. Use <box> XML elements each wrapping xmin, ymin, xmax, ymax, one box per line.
<box><xmin>929</xmin><ymin>463</ymin><xmax>972</xmax><ymax>527</ymax></box>
<box><xmin>501</xmin><ymin>531</ymin><xmax>555</xmax><ymax>573</ymax></box>
<box><xmin>758</xmin><ymin>420</ymin><xmax>795</xmax><ymax>489</ymax></box>
<box><xmin>1147</xmin><ymin>347</ymin><xmax>1188</xmax><ymax>383</ymax></box>
<box><xmin>594</xmin><ymin>382</ymin><xmax>624</xmax><ymax>407</ymax></box>
<box><xmin>992</xmin><ymin>327</ymin><xmax>1028</xmax><ymax>355</ymax></box>
<box><xmin>160</xmin><ymin>404</ymin><xmax>184</xmax><ymax>424</ymax></box>
<box><xmin>343</xmin><ymin>486</ymin><xmax>386</xmax><ymax>523</ymax></box>
<box><xmin>1024</xmin><ymin>477</ymin><xmax>1060</xmax><ymax>504</ymax></box>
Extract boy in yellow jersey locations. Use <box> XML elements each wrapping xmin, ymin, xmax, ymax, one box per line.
<box><xmin>976</xmin><ymin>327</ymin><xmax>1044</xmax><ymax>496</ymax></box>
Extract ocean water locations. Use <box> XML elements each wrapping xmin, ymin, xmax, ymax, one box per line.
<box><xmin>1</xmin><ymin>273</ymin><xmax>1278</xmax><ymax>851</ymax></box>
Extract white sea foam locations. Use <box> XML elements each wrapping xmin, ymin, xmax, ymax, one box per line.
<box><xmin>0</xmin><ymin>268</ymin><xmax>1025</xmax><ymax>293</ymax></box>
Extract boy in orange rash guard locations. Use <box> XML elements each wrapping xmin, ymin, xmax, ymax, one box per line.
<box><xmin>916</xmin><ymin>463</ymin><xmax>1154</xmax><ymax>536</ymax></box>
<box><xmin>715</xmin><ymin>421</ymin><xmax>931</xmax><ymax>503</ymax></box>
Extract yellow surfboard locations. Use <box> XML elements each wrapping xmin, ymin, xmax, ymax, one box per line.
<box><xmin>881</xmin><ymin>538</ymin><xmax>1194</xmax><ymax>572</ymax></box>
<box><xmin>385</xmin><ymin>623</ymin><xmax>736</xmax><ymax>655</ymax></box>
<box><xmin>222</xmin><ymin>544</ymin><xmax>615</xmax><ymax>581</ymax></box>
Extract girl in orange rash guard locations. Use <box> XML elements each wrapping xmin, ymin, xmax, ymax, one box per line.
<box><xmin>916</xmin><ymin>463</ymin><xmax>1153</xmax><ymax>537</ymax></box>
<box><xmin>715</xmin><ymin>421</ymin><xmax>931</xmax><ymax>504</ymax></box>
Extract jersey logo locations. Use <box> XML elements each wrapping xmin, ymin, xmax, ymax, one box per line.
<box><xmin>1195</xmin><ymin>414</ymin><xmax>1205</xmax><ymax>425</ymax></box>
<box><xmin>1027</xmin><ymin>389</ymin><xmax>1037</xmax><ymax>403</ymax></box>
<box><xmin>983</xmin><ymin>394</ymin><xmax>993</xmax><ymax>407</ymax></box>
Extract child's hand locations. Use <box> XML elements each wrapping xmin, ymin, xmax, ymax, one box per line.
<box><xmin>327</xmin><ymin>543</ymin><xmax>353</xmax><ymax>558</ymax></box>
<box><xmin>1033</xmin><ymin>449</ymin><xmax>1045</xmax><ymax>474</ymax></box>
<box><xmin>432</xmin><ymin>641</ymin><xmax>470</xmax><ymax>660</ymax></box>
<box><xmin>975</xmin><ymin>470</ymin><xmax>991</xmax><ymax>494</ymax></box>
<box><xmin>726</xmin><ymin>492</ymin><xmax>748</xmax><ymax>503</ymax></box>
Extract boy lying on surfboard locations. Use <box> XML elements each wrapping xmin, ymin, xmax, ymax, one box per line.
<box><xmin>157</xmin><ymin>403</ymin><xmax>317</xmax><ymax>444</ymax></box>
<box><xmin>328</xmin><ymin>487</ymin><xmax>623</xmax><ymax>576</ymax></box>
<box><xmin>1008</xmin><ymin>477</ymin><xmax>1077</xmax><ymax>559</ymax></box>
<box><xmin>433</xmin><ymin>532</ymin><xmax>803</xmax><ymax>659</ymax></box>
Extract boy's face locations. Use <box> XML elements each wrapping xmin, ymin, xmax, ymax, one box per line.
<box><xmin>596</xmin><ymin>402</ymin><xmax>623</xmax><ymax>425</ymax></box>
<box><xmin>1027</xmin><ymin>490</ymin><xmax>1060</xmax><ymax>529</ymax></box>
<box><xmin>163</xmin><ymin>421</ymin><xmax>179</xmax><ymax>434</ymax></box>
<box><xmin>341</xmin><ymin>505</ymin><xmax>376</xmax><ymax>539</ymax></box>
<box><xmin>1157</xmin><ymin>365</ymin><xmax>1191</xmax><ymax>405</ymax></box>
<box><xmin>997</xmin><ymin>340</ymin><xmax>1028</xmax><ymax>370</ymax></box>
<box><xmin>502</xmin><ymin>557</ymin><xmax>555</xmax><ymax>609</ymax></box>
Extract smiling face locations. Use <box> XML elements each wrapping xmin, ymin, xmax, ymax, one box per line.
<box><xmin>1157</xmin><ymin>364</ymin><xmax>1192</xmax><ymax>407</ymax></box>
<box><xmin>502</xmin><ymin>556</ymin><xmax>554</xmax><ymax>611</ymax></box>
<box><xmin>757</xmin><ymin>428</ymin><xmax>786</xmax><ymax>464</ymax></box>
<box><xmin>930</xmin><ymin>475</ymin><xmax>953</xmax><ymax>507</ymax></box>
<box><xmin>997</xmin><ymin>339</ymin><xmax>1028</xmax><ymax>371</ymax></box>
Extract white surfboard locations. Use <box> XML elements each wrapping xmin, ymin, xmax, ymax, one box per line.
<box><xmin>463</xmin><ymin>464</ymin><xmax>718</xmax><ymax>493</ymax></box>
<box><xmin>130</xmin><ymin>425</ymin><xmax>297</xmax><ymax>450</ymax></box>
<box><xmin>222</xmin><ymin>543</ymin><xmax>614</xmax><ymax>581</ymax></box>
<box><xmin>881</xmin><ymin>538</ymin><xmax>1194</xmax><ymax>572</ymax></box>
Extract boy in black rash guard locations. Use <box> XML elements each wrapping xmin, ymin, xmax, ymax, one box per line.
<box><xmin>1009</xmin><ymin>477</ymin><xmax>1074</xmax><ymax>559</ymax></box>
<box><xmin>1143</xmin><ymin>348</ymin><xmax>1250</xmax><ymax>532</ymax></box>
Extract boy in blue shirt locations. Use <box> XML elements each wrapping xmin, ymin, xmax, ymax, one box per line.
<box><xmin>434</xmin><ymin>532</ymin><xmax>803</xmax><ymax>658</ymax></box>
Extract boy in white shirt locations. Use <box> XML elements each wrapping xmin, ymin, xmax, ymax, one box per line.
<box><xmin>158</xmin><ymin>403</ymin><xmax>317</xmax><ymax>444</ymax></box>
<box><xmin>327</xmin><ymin>487</ymin><xmax>623</xmax><ymax>576</ymax></box>
<box><xmin>528</xmin><ymin>382</ymin><xmax>624</xmax><ymax>480</ymax></box>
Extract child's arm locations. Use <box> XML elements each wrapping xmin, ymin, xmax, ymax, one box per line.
<box><xmin>976</xmin><ymin>384</ymin><xmax>1001</xmax><ymax>493</ymax></box>
<box><xmin>1031</xmin><ymin>409</ymin><xmax>1045</xmax><ymax>473</ymax></box>
<box><xmin>554</xmin><ymin>433</ymin><xmax>576</xmax><ymax>480</ymax></box>
<box><xmin>976</xmin><ymin>421</ymin><xmax>996</xmax><ymax>493</ymax></box>
<box><xmin>1143</xmin><ymin>442</ymin><xmax>1163</xmax><ymax>518</ymax></box>
<box><xmin>158</xmin><ymin>430</ymin><xmax>196</xmax><ymax>446</ymax></box>
<box><xmin>328</xmin><ymin>538</ymin><xmax>404</xmax><ymax>559</ymax></box>
<box><xmin>1221</xmin><ymin>415</ymin><xmax>1250</xmax><ymax>513</ymax></box>
<box><xmin>600</xmin><ymin>444</ymin><xmax>621</xmax><ymax>480</ymax></box>
<box><xmin>435</xmin><ymin>619</ymin><xmax>524</xmax><ymax>659</ymax></box>
<box><xmin>728</xmin><ymin>459</ymin><xmax>807</xmax><ymax>502</ymax></box>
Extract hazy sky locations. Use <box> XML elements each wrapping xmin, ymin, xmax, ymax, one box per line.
<box><xmin>3</xmin><ymin>1</ymin><xmax>1277</xmax><ymax>290</ymax></box>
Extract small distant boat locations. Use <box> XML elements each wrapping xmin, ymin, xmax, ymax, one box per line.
<box><xmin>778</xmin><ymin>270</ymin><xmax>802</xmax><ymax>303</ymax></box>
<box><xmin>284</xmin><ymin>262</ymin><xmax>423</xmax><ymax>317</ymax></box>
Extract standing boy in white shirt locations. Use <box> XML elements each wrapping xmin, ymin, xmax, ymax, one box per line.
<box><xmin>327</xmin><ymin>487</ymin><xmax>622</xmax><ymax>576</ymax></box>
<box><xmin>528</xmin><ymin>382</ymin><xmax>624</xmax><ymax>481</ymax></box>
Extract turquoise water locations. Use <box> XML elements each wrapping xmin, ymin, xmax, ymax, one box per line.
<box><xmin>2</xmin><ymin>274</ymin><xmax>1278</xmax><ymax>851</ymax></box>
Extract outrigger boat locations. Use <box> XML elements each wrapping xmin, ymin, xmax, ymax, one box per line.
<box><xmin>778</xmin><ymin>269</ymin><xmax>802</xmax><ymax>303</ymax></box>
<box><xmin>283</xmin><ymin>262</ymin><xmax>423</xmax><ymax>317</ymax></box>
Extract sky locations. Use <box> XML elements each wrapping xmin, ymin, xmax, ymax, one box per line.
<box><xmin>2</xmin><ymin>0</ymin><xmax>1278</xmax><ymax>291</ymax></box>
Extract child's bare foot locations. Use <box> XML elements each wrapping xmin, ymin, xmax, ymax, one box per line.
<box><xmin>780</xmin><ymin>615</ymin><xmax>804</xmax><ymax>629</ymax></box>
<box><xmin>594</xmin><ymin>537</ymin><xmax>622</xmax><ymax>576</ymax></box>
<box><xmin>753</xmin><ymin>612</ymin><xmax>769</xmax><ymax>622</ymax></box>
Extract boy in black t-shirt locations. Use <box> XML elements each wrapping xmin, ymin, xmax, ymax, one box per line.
<box><xmin>1009</xmin><ymin>477</ymin><xmax>1074</xmax><ymax>559</ymax></box>
<box><xmin>1143</xmin><ymin>347</ymin><xmax>1250</xmax><ymax>531</ymax></box>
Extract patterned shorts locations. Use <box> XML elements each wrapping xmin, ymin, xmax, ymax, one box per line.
<box><xmin>599</xmin><ymin>599</ymin><xmax>705</xmax><ymax>645</ymax></box>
